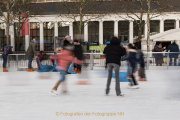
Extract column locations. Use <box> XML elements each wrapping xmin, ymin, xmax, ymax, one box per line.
<box><xmin>129</xmin><ymin>20</ymin><xmax>133</xmax><ymax>43</ymax></box>
<box><xmin>176</xmin><ymin>19</ymin><xmax>179</xmax><ymax>29</ymax></box>
<box><xmin>160</xmin><ymin>19</ymin><xmax>164</xmax><ymax>33</ymax></box>
<box><xmin>25</xmin><ymin>36</ymin><xmax>30</xmax><ymax>51</ymax></box>
<box><xmin>10</xmin><ymin>23</ymin><xmax>15</xmax><ymax>51</ymax></box>
<box><xmin>114</xmin><ymin>20</ymin><xmax>118</xmax><ymax>37</ymax></box>
<box><xmin>54</xmin><ymin>21</ymin><xmax>58</xmax><ymax>37</ymax></box>
<box><xmin>25</xmin><ymin>23</ymin><xmax>30</xmax><ymax>51</ymax></box>
<box><xmin>84</xmin><ymin>22</ymin><xmax>88</xmax><ymax>42</ymax></box>
<box><xmin>40</xmin><ymin>21</ymin><xmax>44</xmax><ymax>51</ymax></box>
<box><xmin>144</xmin><ymin>20</ymin><xmax>148</xmax><ymax>39</ymax></box>
<box><xmin>99</xmin><ymin>20</ymin><xmax>103</xmax><ymax>45</ymax></box>
<box><xmin>69</xmin><ymin>22</ymin><xmax>73</xmax><ymax>39</ymax></box>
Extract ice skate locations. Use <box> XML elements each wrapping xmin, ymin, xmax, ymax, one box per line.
<box><xmin>138</xmin><ymin>79</ymin><xmax>147</xmax><ymax>81</ymax></box>
<box><xmin>131</xmin><ymin>85</ymin><xmax>140</xmax><ymax>89</ymax></box>
<box><xmin>51</xmin><ymin>90</ymin><xmax>58</xmax><ymax>96</ymax></box>
<box><xmin>117</xmin><ymin>93</ymin><xmax>124</xmax><ymax>97</ymax></box>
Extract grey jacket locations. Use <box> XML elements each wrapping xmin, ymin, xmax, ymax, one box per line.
<box><xmin>26</xmin><ymin>40</ymin><xmax>37</xmax><ymax>58</ymax></box>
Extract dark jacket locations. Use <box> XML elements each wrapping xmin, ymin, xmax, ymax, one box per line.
<box><xmin>74</xmin><ymin>44</ymin><xmax>83</xmax><ymax>60</ymax></box>
<box><xmin>38</xmin><ymin>53</ymin><xmax>46</xmax><ymax>61</ymax></box>
<box><xmin>138</xmin><ymin>52</ymin><xmax>145</xmax><ymax>67</ymax></box>
<box><xmin>154</xmin><ymin>45</ymin><xmax>164</xmax><ymax>64</ymax></box>
<box><xmin>63</xmin><ymin>39</ymin><xmax>71</xmax><ymax>47</ymax></box>
<box><xmin>122</xmin><ymin>49</ymin><xmax>138</xmax><ymax>69</ymax></box>
<box><xmin>103</xmin><ymin>38</ymin><xmax>126</xmax><ymax>66</ymax></box>
<box><xmin>134</xmin><ymin>41</ymin><xmax>141</xmax><ymax>50</ymax></box>
<box><xmin>2</xmin><ymin>46</ymin><xmax>12</xmax><ymax>56</ymax></box>
<box><xmin>166</xmin><ymin>43</ymin><xmax>179</xmax><ymax>58</ymax></box>
<box><xmin>26</xmin><ymin>40</ymin><xmax>37</xmax><ymax>58</ymax></box>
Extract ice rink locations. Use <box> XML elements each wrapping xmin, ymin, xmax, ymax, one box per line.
<box><xmin>0</xmin><ymin>67</ymin><xmax>180</xmax><ymax>120</ymax></box>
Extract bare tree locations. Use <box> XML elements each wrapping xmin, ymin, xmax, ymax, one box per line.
<box><xmin>57</xmin><ymin>0</ymin><xmax>106</xmax><ymax>41</ymax></box>
<box><xmin>146</xmin><ymin>0</ymin><xmax>179</xmax><ymax>51</ymax></box>
<box><xmin>0</xmin><ymin>0</ymin><xmax>18</xmax><ymax>46</ymax></box>
<box><xmin>115</xmin><ymin>0</ymin><xmax>146</xmax><ymax>39</ymax></box>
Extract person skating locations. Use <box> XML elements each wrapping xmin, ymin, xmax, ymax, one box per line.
<box><xmin>103</xmin><ymin>37</ymin><xmax>126</xmax><ymax>97</ymax></box>
<box><xmin>73</xmin><ymin>39</ymin><xmax>83</xmax><ymax>73</ymax></box>
<box><xmin>2</xmin><ymin>45</ymin><xmax>13</xmax><ymax>72</ymax></box>
<box><xmin>105</xmin><ymin>41</ymin><xmax>110</xmax><ymax>70</ymax></box>
<box><xmin>122</xmin><ymin>43</ymin><xmax>139</xmax><ymax>89</ymax></box>
<box><xmin>63</xmin><ymin>35</ymin><xmax>72</xmax><ymax>74</ymax></box>
<box><xmin>26</xmin><ymin>38</ymin><xmax>37</xmax><ymax>72</ymax></box>
<box><xmin>50</xmin><ymin>45</ymin><xmax>83</xmax><ymax>95</ymax></box>
<box><xmin>137</xmin><ymin>51</ymin><xmax>147</xmax><ymax>81</ymax></box>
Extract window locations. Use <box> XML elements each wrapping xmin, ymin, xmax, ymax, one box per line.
<box><xmin>43</xmin><ymin>22</ymin><xmax>54</xmax><ymax>51</ymax></box>
<box><xmin>73</xmin><ymin>22</ymin><xmax>84</xmax><ymax>41</ymax></box>
<box><xmin>164</xmin><ymin>20</ymin><xmax>175</xmax><ymax>31</ymax></box>
<box><xmin>0</xmin><ymin>23</ymin><xmax>7</xmax><ymax>51</ymax></box>
<box><xmin>14</xmin><ymin>23</ymin><xmax>25</xmax><ymax>51</ymax></box>
<box><xmin>118</xmin><ymin>21</ymin><xmax>129</xmax><ymax>42</ymax></box>
<box><xmin>150</xmin><ymin>20</ymin><xmax>160</xmax><ymax>35</ymax></box>
<box><xmin>88</xmin><ymin>21</ymin><xmax>99</xmax><ymax>42</ymax></box>
<box><xmin>103</xmin><ymin>21</ymin><xmax>114</xmax><ymax>44</ymax></box>
<box><xmin>58</xmin><ymin>22</ymin><xmax>69</xmax><ymax>37</ymax></box>
<box><xmin>133</xmin><ymin>20</ymin><xmax>145</xmax><ymax>38</ymax></box>
<box><xmin>30</xmin><ymin>22</ymin><xmax>40</xmax><ymax>51</ymax></box>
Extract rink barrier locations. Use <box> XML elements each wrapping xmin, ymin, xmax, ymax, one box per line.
<box><xmin>0</xmin><ymin>52</ymin><xmax>180</xmax><ymax>70</ymax></box>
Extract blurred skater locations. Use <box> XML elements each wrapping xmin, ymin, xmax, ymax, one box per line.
<box><xmin>105</xmin><ymin>41</ymin><xmax>110</xmax><ymax>70</ymax></box>
<box><xmin>137</xmin><ymin>51</ymin><xmax>147</xmax><ymax>81</ymax></box>
<box><xmin>122</xmin><ymin>44</ymin><xmax>139</xmax><ymax>89</ymax></box>
<box><xmin>26</xmin><ymin>38</ymin><xmax>37</xmax><ymax>72</ymax></box>
<box><xmin>63</xmin><ymin>35</ymin><xmax>72</xmax><ymax>74</ymax></box>
<box><xmin>103</xmin><ymin>37</ymin><xmax>126</xmax><ymax>97</ymax></box>
<box><xmin>2</xmin><ymin>45</ymin><xmax>13</xmax><ymax>72</ymax></box>
<box><xmin>50</xmin><ymin>45</ymin><xmax>83</xmax><ymax>95</ymax></box>
<box><xmin>73</xmin><ymin>39</ymin><xmax>83</xmax><ymax>73</ymax></box>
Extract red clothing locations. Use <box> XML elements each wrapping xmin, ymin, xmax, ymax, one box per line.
<box><xmin>50</xmin><ymin>50</ymin><xmax>82</xmax><ymax>70</ymax></box>
<box><xmin>36</xmin><ymin>53</ymin><xmax>46</xmax><ymax>70</ymax></box>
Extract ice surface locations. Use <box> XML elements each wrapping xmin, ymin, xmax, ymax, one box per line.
<box><xmin>0</xmin><ymin>67</ymin><xmax>180</xmax><ymax>120</ymax></box>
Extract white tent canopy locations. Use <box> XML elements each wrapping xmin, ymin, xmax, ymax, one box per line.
<box><xmin>143</xmin><ymin>28</ymin><xmax>180</xmax><ymax>41</ymax></box>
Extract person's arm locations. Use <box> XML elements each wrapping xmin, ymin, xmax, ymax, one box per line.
<box><xmin>154</xmin><ymin>46</ymin><xmax>164</xmax><ymax>52</ymax></box>
<box><xmin>9</xmin><ymin>47</ymin><xmax>13</xmax><ymax>54</ymax></box>
<box><xmin>121</xmin><ymin>47</ymin><xmax>126</xmax><ymax>56</ymax></box>
<box><xmin>103</xmin><ymin>46</ymin><xmax>107</xmax><ymax>54</ymax></box>
<box><xmin>122</xmin><ymin>52</ymin><xmax>130</xmax><ymax>61</ymax></box>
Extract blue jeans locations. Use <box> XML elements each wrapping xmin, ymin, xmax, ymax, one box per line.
<box><xmin>2</xmin><ymin>54</ymin><xmax>7</xmax><ymax>68</ymax></box>
<box><xmin>28</xmin><ymin>57</ymin><xmax>33</xmax><ymax>69</ymax></box>
<box><xmin>59</xmin><ymin>70</ymin><xmax>66</xmax><ymax>81</ymax></box>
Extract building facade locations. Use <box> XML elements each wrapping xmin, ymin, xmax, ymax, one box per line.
<box><xmin>0</xmin><ymin>1</ymin><xmax>180</xmax><ymax>52</ymax></box>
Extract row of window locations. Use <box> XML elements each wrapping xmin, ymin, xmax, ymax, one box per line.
<box><xmin>0</xmin><ymin>20</ymin><xmax>177</xmax><ymax>51</ymax></box>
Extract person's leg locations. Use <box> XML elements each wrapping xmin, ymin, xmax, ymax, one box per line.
<box><xmin>169</xmin><ymin>57</ymin><xmax>172</xmax><ymax>66</ymax></box>
<box><xmin>113</xmin><ymin>64</ymin><xmax>121</xmax><ymax>96</ymax></box>
<box><xmin>28</xmin><ymin>57</ymin><xmax>32</xmax><ymax>69</ymax></box>
<box><xmin>141</xmin><ymin>67</ymin><xmax>146</xmax><ymax>79</ymax></box>
<box><xmin>139</xmin><ymin>67</ymin><xmax>142</xmax><ymax>79</ymax></box>
<box><xmin>174</xmin><ymin>57</ymin><xmax>178</xmax><ymax>66</ymax></box>
<box><xmin>52</xmin><ymin>70</ymin><xmax>65</xmax><ymax>91</ymax></box>
<box><xmin>131</xmin><ymin>68</ymin><xmax>138</xmax><ymax>85</ymax></box>
<box><xmin>106</xmin><ymin>63</ymin><xmax>113</xmax><ymax>95</ymax></box>
<box><xmin>2</xmin><ymin>54</ymin><xmax>7</xmax><ymax>68</ymax></box>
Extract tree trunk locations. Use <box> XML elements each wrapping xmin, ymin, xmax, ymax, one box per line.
<box><xmin>138</xmin><ymin>0</ymin><xmax>143</xmax><ymax>38</ymax></box>
<box><xmin>6</xmin><ymin>3</ymin><xmax>10</xmax><ymax>46</ymax></box>
<box><xmin>17</xmin><ymin>14</ymin><xmax>21</xmax><ymax>51</ymax></box>
<box><xmin>147</xmin><ymin>0</ymin><xmax>151</xmax><ymax>52</ymax></box>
